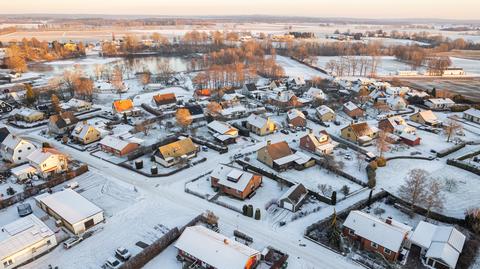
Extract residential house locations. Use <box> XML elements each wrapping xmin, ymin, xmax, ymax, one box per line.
<box><xmin>300</xmin><ymin>131</ymin><xmax>334</xmax><ymax>155</ymax></box>
<box><xmin>288</xmin><ymin>76</ymin><xmax>306</xmax><ymax>88</ymax></box>
<box><xmin>112</xmin><ymin>99</ymin><xmax>141</xmax><ymax>116</ymax></box>
<box><xmin>71</xmin><ymin>121</ymin><xmax>101</xmax><ymax>145</ymax></box>
<box><xmin>99</xmin><ymin>135</ymin><xmax>140</xmax><ymax>157</ymax></box>
<box><xmin>154</xmin><ymin>137</ymin><xmax>198</xmax><ymax>167</ymax></box>
<box><xmin>175</xmin><ymin>226</ymin><xmax>261</xmax><ymax>269</ymax></box>
<box><xmin>207</xmin><ymin>120</ymin><xmax>239</xmax><ymax>144</ymax></box>
<box><xmin>463</xmin><ymin>108</ymin><xmax>480</xmax><ymax>124</ymax></box>
<box><xmin>386</xmin><ymin>96</ymin><xmax>408</xmax><ymax>111</ymax></box>
<box><xmin>410</xmin><ymin>221</ymin><xmax>466</xmax><ymax>269</ymax></box>
<box><xmin>0</xmin><ymin>100</ymin><xmax>13</xmax><ymax>114</ymax></box>
<box><xmin>316</xmin><ymin>105</ymin><xmax>336</xmax><ymax>122</ymax></box>
<box><xmin>13</xmin><ymin>108</ymin><xmax>44</xmax><ymax>123</ymax></box>
<box><xmin>343</xmin><ymin>101</ymin><xmax>364</xmax><ymax>119</ymax></box>
<box><xmin>245</xmin><ymin>114</ymin><xmax>276</xmax><ymax>136</ymax></box>
<box><xmin>343</xmin><ymin>211</ymin><xmax>412</xmax><ymax>262</ymax></box>
<box><xmin>0</xmin><ymin>135</ymin><xmax>37</xmax><ymax>165</ymax></box>
<box><xmin>257</xmin><ymin>140</ymin><xmax>313</xmax><ymax>171</ymax></box>
<box><xmin>278</xmin><ymin>183</ymin><xmax>308</xmax><ymax>212</ymax></box>
<box><xmin>341</xmin><ymin>122</ymin><xmax>378</xmax><ymax>146</ymax></box>
<box><xmin>194</xmin><ymin>89</ymin><xmax>211</xmax><ymax>100</ymax></box>
<box><xmin>287</xmin><ymin>109</ymin><xmax>306</xmax><ymax>127</ymax></box>
<box><xmin>0</xmin><ymin>127</ymin><xmax>10</xmax><ymax>144</ymax></box>
<box><xmin>27</xmin><ymin>148</ymin><xmax>68</xmax><ymax>179</ymax></box>
<box><xmin>425</xmin><ymin>98</ymin><xmax>455</xmax><ymax>111</ymax></box>
<box><xmin>303</xmin><ymin>87</ymin><xmax>326</xmax><ymax>101</ymax></box>
<box><xmin>152</xmin><ymin>93</ymin><xmax>177</xmax><ymax>108</ymax></box>
<box><xmin>410</xmin><ymin>110</ymin><xmax>441</xmax><ymax>127</ymax></box>
<box><xmin>219</xmin><ymin>105</ymin><xmax>247</xmax><ymax>120</ymax></box>
<box><xmin>211</xmin><ymin>164</ymin><xmax>262</xmax><ymax>200</ymax></box>
<box><xmin>185</xmin><ymin>104</ymin><xmax>205</xmax><ymax>122</ymax></box>
<box><xmin>378</xmin><ymin>116</ymin><xmax>420</xmax><ymax>146</ymax></box>
<box><xmin>48</xmin><ymin>112</ymin><xmax>79</xmax><ymax>134</ymax></box>
<box><xmin>60</xmin><ymin>98</ymin><xmax>92</xmax><ymax>112</ymax></box>
<box><xmin>267</xmin><ymin>89</ymin><xmax>308</xmax><ymax>108</ymax></box>
<box><xmin>241</xmin><ymin>83</ymin><xmax>258</xmax><ymax>96</ymax></box>
<box><xmin>0</xmin><ymin>215</ymin><xmax>57</xmax><ymax>269</ymax></box>
<box><xmin>36</xmin><ymin>189</ymin><xmax>104</xmax><ymax>235</ymax></box>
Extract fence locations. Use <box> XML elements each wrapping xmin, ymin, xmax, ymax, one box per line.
<box><xmin>446</xmin><ymin>159</ymin><xmax>480</xmax><ymax>177</ymax></box>
<box><xmin>0</xmin><ymin>164</ymin><xmax>89</xmax><ymax>209</ymax></box>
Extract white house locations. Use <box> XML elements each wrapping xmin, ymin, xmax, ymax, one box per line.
<box><xmin>0</xmin><ymin>215</ymin><xmax>57</xmax><ymax>269</ymax></box>
<box><xmin>425</xmin><ymin>98</ymin><xmax>455</xmax><ymax>110</ymax></box>
<box><xmin>60</xmin><ymin>98</ymin><xmax>92</xmax><ymax>112</ymax></box>
<box><xmin>410</xmin><ymin>221</ymin><xmax>466</xmax><ymax>269</ymax></box>
<box><xmin>386</xmin><ymin>96</ymin><xmax>408</xmax><ymax>111</ymax></box>
<box><xmin>36</xmin><ymin>189</ymin><xmax>104</xmax><ymax>235</ymax></box>
<box><xmin>0</xmin><ymin>135</ymin><xmax>37</xmax><ymax>165</ymax></box>
<box><xmin>442</xmin><ymin>67</ymin><xmax>465</xmax><ymax>76</ymax></box>
<box><xmin>303</xmin><ymin>87</ymin><xmax>326</xmax><ymax>101</ymax></box>
<box><xmin>175</xmin><ymin>225</ymin><xmax>261</xmax><ymax>269</ymax></box>
<box><xmin>27</xmin><ymin>148</ymin><xmax>68</xmax><ymax>179</ymax></box>
<box><xmin>207</xmin><ymin>120</ymin><xmax>238</xmax><ymax>144</ymax></box>
<box><xmin>463</xmin><ymin>108</ymin><xmax>480</xmax><ymax>124</ymax></box>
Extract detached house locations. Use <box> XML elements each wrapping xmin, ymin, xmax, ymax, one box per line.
<box><xmin>268</xmin><ymin>90</ymin><xmax>307</xmax><ymax>108</ymax></box>
<box><xmin>27</xmin><ymin>148</ymin><xmax>68</xmax><ymax>179</ymax></box>
<box><xmin>316</xmin><ymin>105</ymin><xmax>336</xmax><ymax>122</ymax></box>
<box><xmin>48</xmin><ymin>112</ymin><xmax>79</xmax><ymax>134</ymax></box>
<box><xmin>60</xmin><ymin>98</ymin><xmax>92</xmax><ymax>112</ymax></box>
<box><xmin>112</xmin><ymin>99</ymin><xmax>141</xmax><ymax>116</ymax></box>
<box><xmin>13</xmin><ymin>108</ymin><xmax>44</xmax><ymax>123</ymax></box>
<box><xmin>211</xmin><ymin>164</ymin><xmax>262</xmax><ymax>200</ymax></box>
<box><xmin>71</xmin><ymin>121</ymin><xmax>101</xmax><ymax>145</ymax></box>
<box><xmin>175</xmin><ymin>226</ymin><xmax>261</xmax><ymax>269</ymax></box>
<box><xmin>303</xmin><ymin>87</ymin><xmax>326</xmax><ymax>101</ymax></box>
<box><xmin>207</xmin><ymin>120</ymin><xmax>238</xmax><ymax>144</ymax></box>
<box><xmin>410</xmin><ymin>110</ymin><xmax>441</xmax><ymax>127</ymax></box>
<box><xmin>152</xmin><ymin>93</ymin><xmax>177</xmax><ymax>108</ymax></box>
<box><xmin>341</xmin><ymin>122</ymin><xmax>378</xmax><ymax>146</ymax></box>
<box><xmin>379</xmin><ymin>116</ymin><xmax>420</xmax><ymax>146</ymax></box>
<box><xmin>257</xmin><ymin>141</ymin><xmax>313</xmax><ymax>171</ymax></box>
<box><xmin>0</xmin><ymin>135</ymin><xmax>37</xmax><ymax>165</ymax></box>
<box><xmin>241</xmin><ymin>83</ymin><xmax>258</xmax><ymax>96</ymax></box>
<box><xmin>386</xmin><ymin>96</ymin><xmax>408</xmax><ymax>111</ymax></box>
<box><xmin>300</xmin><ymin>131</ymin><xmax>334</xmax><ymax>155</ymax></box>
<box><xmin>194</xmin><ymin>89</ymin><xmax>211</xmax><ymax>100</ymax></box>
<box><xmin>425</xmin><ymin>98</ymin><xmax>455</xmax><ymax>111</ymax></box>
<box><xmin>343</xmin><ymin>101</ymin><xmax>364</xmax><ymax>119</ymax></box>
<box><xmin>245</xmin><ymin>114</ymin><xmax>276</xmax><ymax>136</ymax></box>
<box><xmin>99</xmin><ymin>135</ymin><xmax>140</xmax><ymax>157</ymax></box>
<box><xmin>286</xmin><ymin>109</ymin><xmax>306</xmax><ymax>127</ymax></box>
<box><xmin>278</xmin><ymin>183</ymin><xmax>308</xmax><ymax>212</ymax></box>
<box><xmin>154</xmin><ymin>137</ymin><xmax>198</xmax><ymax>167</ymax></box>
<box><xmin>410</xmin><ymin>221</ymin><xmax>466</xmax><ymax>269</ymax></box>
<box><xmin>463</xmin><ymin>108</ymin><xmax>480</xmax><ymax>124</ymax></box>
<box><xmin>343</xmin><ymin>211</ymin><xmax>412</xmax><ymax>262</ymax></box>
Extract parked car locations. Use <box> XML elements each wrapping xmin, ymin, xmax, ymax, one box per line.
<box><xmin>202</xmin><ymin>146</ymin><xmax>209</xmax><ymax>152</ymax></box>
<box><xmin>115</xmin><ymin>247</ymin><xmax>132</xmax><ymax>261</ymax></box>
<box><xmin>64</xmin><ymin>181</ymin><xmax>79</xmax><ymax>190</ymax></box>
<box><xmin>280</xmin><ymin>129</ymin><xmax>289</xmax><ymax>135</ymax></box>
<box><xmin>105</xmin><ymin>257</ymin><xmax>122</xmax><ymax>269</ymax></box>
<box><xmin>333</xmin><ymin>121</ymin><xmax>341</xmax><ymax>126</ymax></box>
<box><xmin>17</xmin><ymin>203</ymin><xmax>33</xmax><ymax>217</ymax></box>
<box><xmin>63</xmin><ymin>236</ymin><xmax>83</xmax><ymax>249</ymax></box>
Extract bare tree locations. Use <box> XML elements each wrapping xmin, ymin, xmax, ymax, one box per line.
<box><xmin>318</xmin><ymin>184</ymin><xmax>333</xmax><ymax>196</ymax></box>
<box><xmin>376</xmin><ymin>130</ymin><xmax>390</xmax><ymax>158</ymax></box>
<box><xmin>398</xmin><ymin>169</ymin><xmax>429</xmax><ymax>215</ymax></box>
<box><xmin>443</xmin><ymin>119</ymin><xmax>462</xmax><ymax>142</ymax></box>
<box><xmin>355</xmin><ymin>151</ymin><xmax>365</xmax><ymax>171</ymax></box>
<box><xmin>424</xmin><ymin>179</ymin><xmax>444</xmax><ymax>219</ymax></box>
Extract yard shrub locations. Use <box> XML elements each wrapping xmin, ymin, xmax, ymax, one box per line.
<box><xmin>255</xmin><ymin>209</ymin><xmax>261</xmax><ymax>220</ymax></box>
<box><xmin>242</xmin><ymin>205</ymin><xmax>248</xmax><ymax>216</ymax></box>
<box><xmin>247</xmin><ymin>205</ymin><xmax>254</xmax><ymax>217</ymax></box>
<box><xmin>376</xmin><ymin>157</ymin><xmax>387</xmax><ymax>167</ymax></box>
<box><xmin>331</xmin><ymin>191</ymin><xmax>337</xmax><ymax>205</ymax></box>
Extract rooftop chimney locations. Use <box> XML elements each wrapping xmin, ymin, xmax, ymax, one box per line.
<box><xmin>386</xmin><ymin>217</ymin><xmax>392</xmax><ymax>225</ymax></box>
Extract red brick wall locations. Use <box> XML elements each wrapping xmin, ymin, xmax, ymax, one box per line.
<box><xmin>343</xmin><ymin>228</ymin><xmax>398</xmax><ymax>261</ymax></box>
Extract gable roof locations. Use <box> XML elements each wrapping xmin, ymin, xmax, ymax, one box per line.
<box><xmin>244</xmin><ymin>83</ymin><xmax>257</xmax><ymax>92</ymax></box>
<box><xmin>113</xmin><ymin>99</ymin><xmax>134</xmax><ymax>112</ymax></box>
<box><xmin>208</xmin><ymin>121</ymin><xmax>237</xmax><ymax>135</ymax></box>
<box><xmin>279</xmin><ymin>183</ymin><xmax>308</xmax><ymax>205</ymax></box>
<box><xmin>417</xmin><ymin>110</ymin><xmax>439</xmax><ymax>122</ymax></box>
<box><xmin>0</xmin><ymin>127</ymin><xmax>10</xmax><ymax>144</ymax></box>
<box><xmin>246</xmin><ymin>114</ymin><xmax>269</xmax><ymax>129</ymax></box>
<box><xmin>344</xmin><ymin>101</ymin><xmax>360</xmax><ymax>112</ymax></box>
<box><xmin>175</xmin><ymin>226</ymin><xmax>260</xmax><ymax>269</ymax></box>
<box><xmin>153</xmin><ymin>93</ymin><xmax>177</xmax><ymax>106</ymax></box>
<box><xmin>27</xmin><ymin>147</ymin><xmax>65</xmax><ymax>165</ymax></box>
<box><xmin>72</xmin><ymin>121</ymin><xmax>98</xmax><ymax>139</ymax></box>
<box><xmin>195</xmin><ymin>89</ymin><xmax>211</xmax><ymax>97</ymax></box>
<box><xmin>99</xmin><ymin>135</ymin><xmax>136</xmax><ymax>151</ymax></box>
<box><xmin>316</xmin><ymin>105</ymin><xmax>334</xmax><ymax>116</ymax></box>
<box><xmin>343</xmin><ymin>211</ymin><xmax>412</xmax><ymax>252</ymax></box>
<box><xmin>211</xmin><ymin>164</ymin><xmax>258</xmax><ymax>192</ymax></box>
<box><xmin>158</xmin><ymin>137</ymin><xmax>197</xmax><ymax>159</ymax></box>
<box><xmin>464</xmin><ymin>108</ymin><xmax>480</xmax><ymax>118</ymax></box>
<box><xmin>49</xmin><ymin>111</ymin><xmax>79</xmax><ymax>129</ymax></box>
<box><xmin>347</xmin><ymin>122</ymin><xmax>375</xmax><ymax>137</ymax></box>
<box><xmin>264</xmin><ymin>141</ymin><xmax>292</xmax><ymax>161</ymax></box>
<box><xmin>287</xmin><ymin>109</ymin><xmax>305</xmax><ymax>121</ymax></box>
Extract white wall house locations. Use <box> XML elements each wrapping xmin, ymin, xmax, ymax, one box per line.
<box><xmin>27</xmin><ymin>148</ymin><xmax>68</xmax><ymax>179</ymax></box>
<box><xmin>0</xmin><ymin>135</ymin><xmax>37</xmax><ymax>165</ymax></box>
<box><xmin>425</xmin><ymin>98</ymin><xmax>455</xmax><ymax>110</ymax></box>
<box><xmin>0</xmin><ymin>215</ymin><xmax>57</xmax><ymax>269</ymax></box>
<box><xmin>463</xmin><ymin>108</ymin><xmax>480</xmax><ymax>124</ymax></box>
<box><xmin>36</xmin><ymin>189</ymin><xmax>104</xmax><ymax>235</ymax></box>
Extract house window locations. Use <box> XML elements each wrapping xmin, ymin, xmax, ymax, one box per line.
<box><xmin>371</xmin><ymin>242</ymin><xmax>378</xmax><ymax>249</ymax></box>
<box><xmin>18</xmin><ymin>149</ymin><xmax>22</xmax><ymax>153</ymax></box>
<box><xmin>348</xmin><ymin>229</ymin><xmax>355</xmax><ymax>235</ymax></box>
<box><xmin>47</xmin><ymin>240</ymin><xmax>51</xmax><ymax>245</ymax></box>
<box><xmin>18</xmin><ymin>157</ymin><xmax>21</xmax><ymax>161</ymax></box>
<box><xmin>3</xmin><ymin>260</ymin><xmax>13</xmax><ymax>267</ymax></box>
<box><xmin>384</xmin><ymin>248</ymin><xmax>392</xmax><ymax>255</ymax></box>
<box><xmin>27</xmin><ymin>147</ymin><xmax>31</xmax><ymax>150</ymax></box>
<box><xmin>43</xmin><ymin>164</ymin><xmax>47</xmax><ymax>168</ymax></box>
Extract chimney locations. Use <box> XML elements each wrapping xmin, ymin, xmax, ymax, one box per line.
<box><xmin>223</xmin><ymin>239</ymin><xmax>228</xmax><ymax>245</ymax></box>
<box><xmin>386</xmin><ymin>217</ymin><xmax>392</xmax><ymax>225</ymax></box>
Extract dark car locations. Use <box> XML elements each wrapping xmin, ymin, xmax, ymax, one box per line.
<box><xmin>280</xmin><ymin>129</ymin><xmax>289</xmax><ymax>135</ymax></box>
<box><xmin>17</xmin><ymin>203</ymin><xmax>33</xmax><ymax>217</ymax></box>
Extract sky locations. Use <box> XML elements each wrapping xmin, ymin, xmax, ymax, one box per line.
<box><xmin>1</xmin><ymin>0</ymin><xmax>479</xmax><ymax>20</ymax></box>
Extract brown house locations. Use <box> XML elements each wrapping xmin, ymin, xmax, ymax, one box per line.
<box><xmin>286</xmin><ymin>109</ymin><xmax>306</xmax><ymax>127</ymax></box>
<box><xmin>343</xmin><ymin>101</ymin><xmax>364</xmax><ymax>119</ymax></box>
<box><xmin>154</xmin><ymin>137</ymin><xmax>198</xmax><ymax>167</ymax></box>
<box><xmin>99</xmin><ymin>135</ymin><xmax>140</xmax><ymax>156</ymax></box>
<box><xmin>257</xmin><ymin>140</ymin><xmax>293</xmax><ymax>170</ymax></box>
<box><xmin>211</xmin><ymin>164</ymin><xmax>262</xmax><ymax>200</ymax></box>
<box><xmin>340</xmin><ymin>122</ymin><xmax>378</xmax><ymax>146</ymax></box>
<box><xmin>342</xmin><ymin>211</ymin><xmax>412</xmax><ymax>262</ymax></box>
<box><xmin>153</xmin><ymin>93</ymin><xmax>177</xmax><ymax>107</ymax></box>
<box><xmin>300</xmin><ymin>131</ymin><xmax>334</xmax><ymax>155</ymax></box>
<box><xmin>48</xmin><ymin>111</ymin><xmax>79</xmax><ymax>134</ymax></box>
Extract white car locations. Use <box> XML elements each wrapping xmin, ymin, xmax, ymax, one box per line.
<box><xmin>115</xmin><ymin>247</ymin><xmax>132</xmax><ymax>261</ymax></box>
<box><xmin>63</xmin><ymin>236</ymin><xmax>83</xmax><ymax>249</ymax></box>
<box><xmin>105</xmin><ymin>257</ymin><xmax>122</xmax><ymax>269</ymax></box>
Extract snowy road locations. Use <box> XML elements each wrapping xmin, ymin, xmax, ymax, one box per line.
<box><xmin>19</xmin><ymin>130</ymin><xmax>364</xmax><ymax>269</ymax></box>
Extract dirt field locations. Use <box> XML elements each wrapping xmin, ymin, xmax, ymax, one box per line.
<box><xmin>397</xmin><ymin>77</ymin><xmax>480</xmax><ymax>102</ymax></box>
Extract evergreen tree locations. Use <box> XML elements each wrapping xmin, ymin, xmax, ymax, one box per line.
<box><xmin>25</xmin><ymin>84</ymin><xmax>36</xmax><ymax>105</ymax></box>
<box><xmin>331</xmin><ymin>191</ymin><xmax>337</xmax><ymax>205</ymax></box>
<box><xmin>255</xmin><ymin>209</ymin><xmax>261</xmax><ymax>220</ymax></box>
<box><xmin>328</xmin><ymin>209</ymin><xmax>341</xmax><ymax>249</ymax></box>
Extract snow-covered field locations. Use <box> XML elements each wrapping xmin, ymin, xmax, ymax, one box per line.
<box><xmin>275</xmin><ymin>55</ymin><xmax>331</xmax><ymax>80</ymax></box>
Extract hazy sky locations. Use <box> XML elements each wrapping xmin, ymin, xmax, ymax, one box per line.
<box><xmin>2</xmin><ymin>0</ymin><xmax>479</xmax><ymax>20</ymax></box>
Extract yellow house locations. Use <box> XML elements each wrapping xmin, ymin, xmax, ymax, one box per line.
<box><xmin>63</xmin><ymin>42</ymin><xmax>78</xmax><ymax>51</ymax></box>
<box><xmin>246</xmin><ymin>114</ymin><xmax>276</xmax><ymax>136</ymax></box>
<box><xmin>341</xmin><ymin>122</ymin><xmax>378</xmax><ymax>146</ymax></box>
<box><xmin>316</xmin><ymin>105</ymin><xmax>336</xmax><ymax>122</ymax></box>
<box><xmin>410</xmin><ymin>110</ymin><xmax>441</xmax><ymax>127</ymax></box>
<box><xmin>71</xmin><ymin>122</ymin><xmax>101</xmax><ymax>145</ymax></box>
<box><xmin>14</xmin><ymin>108</ymin><xmax>45</xmax><ymax>123</ymax></box>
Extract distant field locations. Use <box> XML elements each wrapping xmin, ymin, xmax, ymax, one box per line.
<box><xmin>437</xmin><ymin>50</ymin><xmax>480</xmax><ymax>61</ymax></box>
<box><xmin>396</xmin><ymin>77</ymin><xmax>480</xmax><ymax>101</ymax></box>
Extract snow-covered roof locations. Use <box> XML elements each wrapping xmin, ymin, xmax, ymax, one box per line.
<box><xmin>37</xmin><ymin>189</ymin><xmax>103</xmax><ymax>225</ymax></box>
<box><xmin>10</xmin><ymin>163</ymin><xmax>37</xmax><ymax>176</ymax></box>
<box><xmin>13</xmin><ymin>108</ymin><xmax>43</xmax><ymax>117</ymax></box>
<box><xmin>60</xmin><ymin>98</ymin><xmax>91</xmax><ymax>110</ymax></box>
<box><xmin>316</xmin><ymin>105</ymin><xmax>335</xmax><ymax>116</ymax></box>
<box><xmin>464</xmin><ymin>108</ymin><xmax>480</xmax><ymax>119</ymax></box>
<box><xmin>174</xmin><ymin>226</ymin><xmax>260</xmax><ymax>269</ymax></box>
<box><xmin>246</xmin><ymin>114</ymin><xmax>268</xmax><ymax>129</ymax></box>
<box><xmin>208</xmin><ymin>121</ymin><xmax>237</xmax><ymax>136</ymax></box>
<box><xmin>426</xmin><ymin>98</ymin><xmax>455</xmax><ymax>105</ymax></box>
<box><xmin>27</xmin><ymin>148</ymin><xmax>64</xmax><ymax>165</ymax></box>
<box><xmin>220</xmin><ymin>105</ymin><xmax>247</xmax><ymax>116</ymax></box>
<box><xmin>99</xmin><ymin>135</ymin><xmax>135</xmax><ymax>151</ymax></box>
<box><xmin>287</xmin><ymin>109</ymin><xmax>305</xmax><ymax>120</ymax></box>
<box><xmin>304</xmin><ymin>87</ymin><xmax>325</xmax><ymax>99</ymax></box>
<box><xmin>1</xmin><ymin>134</ymin><xmax>23</xmax><ymax>150</ymax></box>
<box><xmin>343</xmin><ymin>101</ymin><xmax>359</xmax><ymax>112</ymax></box>
<box><xmin>343</xmin><ymin>211</ymin><xmax>411</xmax><ymax>252</ymax></box>
<box><xmin>211</xmin><ymin>164</ymin><xmax>257</xmax><ymax>192</ymax></box>
<box><xmin>0</xmin><ymin>215</ymin><xmax>54</xmax><ymax>260</ymax></box>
